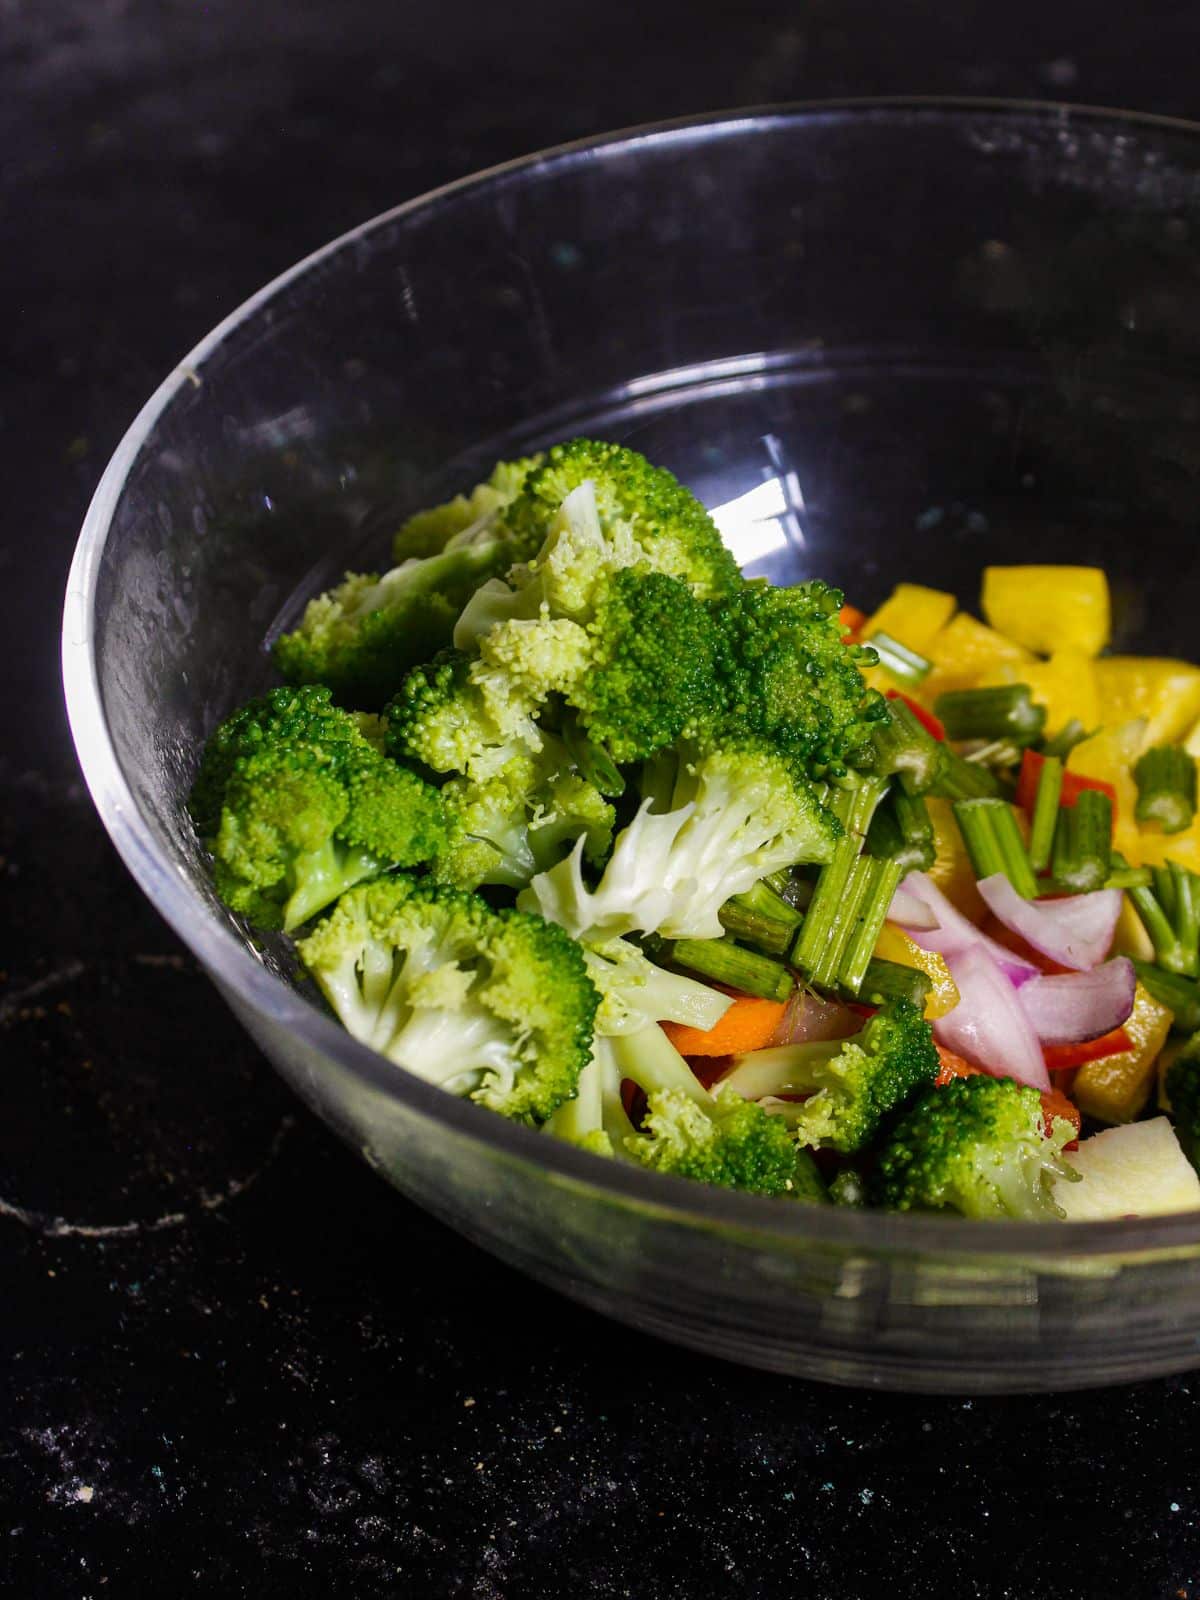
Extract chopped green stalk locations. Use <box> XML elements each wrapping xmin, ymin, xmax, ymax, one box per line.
<box><xmin>934</xmin><ymin>685</ymin><xmax>1047</xmax><ymax>746</ymax></box>
<box><xmin>963</xmin><ymin>739</ymin><xmax>1024</xmax><ymax>772</ymax></box>
<box><xmin>1027</xmin><ymin>755</ymin><xmax>1064</xmax><ymax>875</ymax></box>
<box><xmin>1051</xmin><ymin>789</ymin><xmax>1112</xmax><ymax>894</ymax></box>
<box><xmin>929</xmin><ymin>747</ymin><xmax>1002</xmax><ymax>800</ymax></box>
<box><xmin>810</xmin><ymin>855</ymin><xmax>875</xmax><ymax>990</ymax></box>
<box><xmin>1173</xmin><ymin>863</ymin><xmax>1200</xmax><ymax>979</ymax></box>
<box><xmin>1131</xmin><ymin>960</ymin><xmax>1200</xmax><ymax>1032</ymax></box>
<box><xmin>854</xmin><ymin>956</ymin><xmax>933</xmax><ymax>1011</ymax></box>
<box><xmin>828</xmin><ymin>1167</ymin><xmax>868</xmax><ymax>1207</ymax></box>
<box><xmin>839</xmin><ymin>858</ymin><xmax>905</xmax><ymax>996</ymax></box>
<box><xmin>828</xmin><ymin>772</ymin><xmax>890</xmax><ymax>838</ymax></box>
<box><xmin>870</xmin><ymin>699</ymin><xmax>944</xmax><ymax>796</ymax></box>
<box><xmin>1154</xmin><ymin>864</ymin><xmax>1179</xmax><ymax>925</ymax></box>
<box><xmin>668</xmin><ymin>937</ymin><xmax>794</xmax><ymax>1002</ymax></box>
<box><xmin>869</xmin><ymin>631</ymin><xmax>932</xmax><ymax>686</ymax></box>
<box><xmin>790</xmin><ymin>833</ymin><xmax>859</xmax><ymax>983</ymax></box>
<box><xmin>1041</xmin><ymin>718</ymin><xmax>1091</xmax><ymax>760</ymax></box>
<box><xmin>718</xmin><ymin>879</ymin><xmax>803</xmax><ymax>955</ymax></box>
<box><xmin>1129</xmin><ymin>878</ymin><xmax>1192</xmax><ymax>974</ymax></box>
<box><xmin>867</xmin><ymin>790</ymin><xmax>936</xmax><ymax>874</ymax></box>
<box><xmin>1104</xmin><ymin>860</ymin><xmax>1153</xmax><ymax>890</ymax></box>
<box><xmin>953</xmin><ymin>798</ymin><xmax>1040</xmax><ymax>899</ymax></box>
<box><xmin>1135</xmin><ymin>746</ymin><xmax>1198</xmax><ymax>835</ymax></box>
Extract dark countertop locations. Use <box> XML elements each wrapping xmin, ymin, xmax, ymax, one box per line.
<box><xmin>6</xmin><ymin>3</ymin><xmax>1200</xmax><ymax>1593</ymax></box>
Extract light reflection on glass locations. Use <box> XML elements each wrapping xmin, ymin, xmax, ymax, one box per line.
<box><xmin>710</xmin><ymin>467</ymin><xmax>806</xmax><ymax>571</ymax></box>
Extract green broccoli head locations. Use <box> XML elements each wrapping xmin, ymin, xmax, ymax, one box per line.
<box><xmin>385</xmin><ymin>647</ymin><xmax>544</xmax><ymax>780</ymax></box>
<box><xmin>392</xmin><ymin>454</ymin><xmax>544</xmax><ymax>562</ymax></box>
<box><xmin>520</xmin><ymin>736</ymin><xmax>840</xmax><ymax>944</ymax></box>
<box><xmin>190</xmin><ymin>685</ymin><xmax>445</xmax><ymax>930</ymax></box>
<box><xmin>630</xmin><ymin>1086</ymin><xmax>802</xmax><ymax>1196</ymax></box>
<box><xmin>571</xmin><ymin>568</ymin><xmax>721</xmax><ymax>764</ymax></box>
<box><xmin>1166</xmin><ymin>1034</ymin><xmax>1200</xmax><ymax>1169</ymax></box>
<box><xmin>874</xmin><ymin>1074</ymin><xmax>1080</xmax><ymax>1219</ymax></box>
<box><xmin>431</xmin><ymin>743</ymin><xmax>615</xmax><ymax>893</ymax></box>
<box><xmin>274</xmin><ymin>540</ymin><xmax>513</xmax><ymax>708</ymax></box>
<box><xmin>499</xmin><ymin>438</ymin><xmax>742</xmax><ymax>601</ymax></box>
<box><xmin>757</xmin><ymin>999</ymin><xmax>940</xmax><ymax>1155</ymax></box>
<box><xmin>297</xmin><ymin>876</ymin><xmax>598</xmax><ymax>1124</ymax></box>
<box><xmin>709</xmin><ymin>578</ymin><xmax>887</xmax><ymax>780</ymax></box>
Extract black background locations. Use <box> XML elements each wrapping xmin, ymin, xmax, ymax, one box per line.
<box><xmin>6</xmin><ymin>3</ymin><xmax>1200</xmax><ymax>1594</ymax></box>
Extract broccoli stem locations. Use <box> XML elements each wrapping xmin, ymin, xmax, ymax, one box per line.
<box><xmin>868</xmin><ymin>631</ymin><xmax>932</xmax><ymax>686</ymax></box>
<box><xmin>1041</xmin><ymin>718</ymin><xmax>1091</xmax><ymax>760</ymax></box>
<box><xmin>870</xmin><ymin>700</ymin><xmax>944</xmax><ymax>796</ymax></box>
<box><xmin>1131</xmin><ymin>960</ymin><xmax>1200</xmax><ymax>1032</ymax></box>
<box><xmin>1026</xmin><ymin>754</ymin><xmax>1064</xmax><ymax>875</ymax></box>
<box><xmin>853</xmin><ymin>957</ymin><xmax>933</xmax><ymax>1010</ymax></box>
<box><xmin>866</xmin><ymin>788</ymin><xmax>936</xmax><ymax>874</ymax></box>
<box><xmin>1051</xmin><ymin>788</ymin><xmax>1112</xmax><ymax>894</ymax></box>
<box><xmin>934</xmin><ymin>684</ymin><xmax>1047</xmax><ymax>746</ymax></box>
<box><xmin>718</xmin><ymin>879</ymin><xmax>803</xmax><ymax>955</ymax></box>
<box><xmin>952</xmin><ymin>798</ymin><xmax>1039</xmax><ymax>899</ymax></box>
<box><xmin>282</xmin><ymin>842</ymin><xmax>384</xmax><ymax>932</ymax></box>
<box><xmin>838</xmin><ymin>858</ymin><xmax>905</xmax><ymax>996</ymax></box>
<box><xmin>610</xmin><ymin>1024</ymin><xmax>712</xmax><ymax>1105</ymax></box>
<box><xmin>928</xmin><ymin>746</ymin><xmax>1003</xmax><ymax>800</ymax></box>
<box><xmin>1134</xmin><ymin>745</ymin><xmax>1198</xmax><ymax>835</ymax></box>
<box><xmin>561</xmin><ymin>716</ymin><xmax>626</xmax><ymax>798</ymax></box>
<box><xmin>667</xmin><ymin>937</ymin><xmax>794</xmax><ymax>1002</ymax></box>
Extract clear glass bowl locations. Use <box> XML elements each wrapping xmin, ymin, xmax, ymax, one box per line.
<box><xmin>63</xmin><ymin>102</ymin><xmax>1200</xmax><ymax>1392</ymax></box>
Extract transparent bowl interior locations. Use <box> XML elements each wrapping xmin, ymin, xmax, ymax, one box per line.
<box><xmin>67</xmin><ymin>104</ymin><xmax>1200</xmax><ymax>1391</ymax></box>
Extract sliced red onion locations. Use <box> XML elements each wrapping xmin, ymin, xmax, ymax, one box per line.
<box><xmin>976</xmin><ymin>875</ymin><xmax>1123</xmax><ymax>973</ymax></box>
<box><xmin>1016</xmin><ymin>958</ymin><xmax>1137</xmax><ymax>1045</ymax></box>
<box><xmin>894</xmin><ymin>872</ymin><xmax>1039</xmax><ymax>989</ymax></box>
<box><xmin>888</xmin><ymin>884</ymin><xmax>939</xmax><ymax>931</ymax></box>
<box><xmin>768</xmin><ymin>990</ymin><xmax>862</xmax><ymax>1047</ymax></box>
<box><xmin>933</xmin><ymin>946</ymin><xmax>1050</xmax><ymax>1091</ymax></box>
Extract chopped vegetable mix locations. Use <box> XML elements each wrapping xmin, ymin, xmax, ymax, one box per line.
<box><xmin>188</xmin><ymin>440</ymin><xmax>1200</xmax><ymax>1220</ymax></box>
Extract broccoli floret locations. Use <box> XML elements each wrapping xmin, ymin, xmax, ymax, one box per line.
<box><xmin>297</xmin><ymin>876</ymin><xmax>597</xmax><ymax>1123</ymax></box>
<box><xmin>874</xmin><ymin>1074</ymin><xmax>1080</xmax><ymax>1219</ymax></box>
<box><xmin>544</xmin><ymin>1023</ymin><xmax>803</xmax><ymax>1196</ymax></box>
<box><xmin>392</xmin><ymin>455</ymin><xmax>544</xmax><ymax>561</ymax></box>
<box><xmin>432</xmin><ymin>739</ymin><xmax>615</xmax><ymax>892</ymax></box>
<box><xmin>497</xmin><ymin>437</ymin><xmax>741</xmax><ymax>602</ymax></box>
<box><xmin>274</xmin><ymin>541</ymin><xmax>514</xmax><ymax>709</ymax></box>
<box><xmin>189</xmin><ymin>686</ymin><xmax>444</xmax><ymax>930</ymax></box>
<box><xmin>582</xmin><ymin>936</ymin><xmax>732</xmax><ymax>1036</ymax></box>
<box><xmin>1165</xmin><ymin>1033</ymin><xmax>1200</xmax><ymax>1169</ymax></box>
<box><xmin>385</xmin><ymin>647</ymin><xmax>545</xmax><ymax>780</ymax></box>
<box><xmin>708</xmin><ymin>578</ymin><xmax>887</xmax><ymax>780</ymax></box>
<box><xmin>720</xmin><ymin>999</ymin><xmax>939</xmax><ymax>1154</ymax></box>
<box><xmin>521</xmin><ymin>738</ymin><xmax>840</xmax><ymax>943</ymax></box>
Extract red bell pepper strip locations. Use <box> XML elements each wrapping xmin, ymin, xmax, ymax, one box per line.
<box><xmin>1042</xmin><ymin>1026</ymin><xmax>1133</xmax><ymax>1072</ymax></box>
<box><xmin>886</xmin><ymin>690</ymin><xmax>946</xmax><ymax>742</ymax></box>
<box><xmin>1016</xmin><ymin>749</ymin><xmax>1118</xmax><ymax>819</ymax></box>
<box><xmin>839</xmin><ymin>603</ymin><xmax>867</xmax><ymax>640</ymax></box>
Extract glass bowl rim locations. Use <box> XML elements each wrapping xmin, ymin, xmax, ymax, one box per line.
<box><xmin>62</xmin><ymin>95</ymin><xmax>1200</xmax><ymax>1260</ymax></box>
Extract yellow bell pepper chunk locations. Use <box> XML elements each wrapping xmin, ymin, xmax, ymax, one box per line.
<box><xmin>918</xmin><ymin>613</ymin><xmax>1035</xmax><ymax>705</ymax></box>
<box><xmin>874</xmin><ymin>925</ymin><xmax>961</xmax><ymax>1021</ymax></box>
<box><xmin>978</xmin><ymin>647</ymin><xmax>1100</xmax><ymax>739</ymax></box>
<box><xmin>1072</xmin><ymin>983</ymin><xmax>1175</xmax><ymax>1125</ymax></box>
<box><xmin>1112</xmin><ymin>894</ymin><xmax>1156</xmax><ymax>963</ymax></box>
<box><xmin>1093</xmin><ymin>657</ymin><xmax>1200</xmax><ymax>751</ymax></box>
<box><xmin>923</xmin><ymin>796</ymin><xmax>986</xmax><ymax>923</ymax></box>
<box><xmin>863</xmin><ymin>583</ymin><xmax>958</xmax><ymax>656</ymax></box>
<box><xmin>981</xmin><ymin>565</ymin><xmax>1110</xmax><ymax>657</ymax></box>
<box><xmin>1127</xmin><ymin>815</ymin><xmax>1200</xmax><ymax>874</ymax></box>
<box><xmin>1183</xmin><ymin>715</ymin><xmax>1200</xmax><ymax>761</ymax></box>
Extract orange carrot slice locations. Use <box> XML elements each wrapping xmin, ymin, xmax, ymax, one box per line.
<box><xmin>661</xmin><ymin>995</ymin><xmax>788</xmax><ymax>1057</ymax></box>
